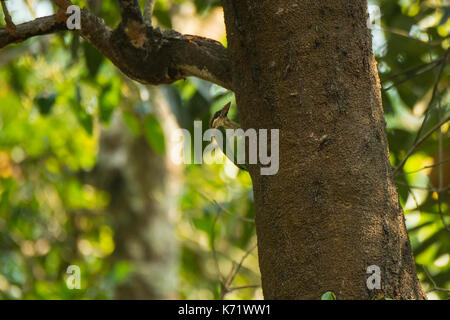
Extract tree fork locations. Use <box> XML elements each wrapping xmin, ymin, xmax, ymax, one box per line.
<box><xmin>221</xmin><ymin>0</ymin><xmax>426</xmax><ymax>299</ymax></box>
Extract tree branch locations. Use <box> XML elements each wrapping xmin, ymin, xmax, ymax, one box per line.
<box><xmin>0</xmin><ymin>15</ymin><xmax>66</xmax><ymax>48</ymax></box>
<box><xmin>0</xmin><ymin>6</ymin><xmax>233</xmax><ymax>90</ymax></box>
<box><xmin>1</xmin><ymin>0</ymin><xmax>16</xmax><ymax>35</ymax></box>
<box><xmin>143</xmin><ymin>0</ymin><xmax>156</xmax><ymax>25</ymax></box>
<box><xmin>117</xmin><ymin>0</ymin><xmax>143</xmax><ymax>25</ymax></box>
<box><xmin>52</xmin><ymin>0</ymin><xmax>72</xmax><ymax>9</ymax></box>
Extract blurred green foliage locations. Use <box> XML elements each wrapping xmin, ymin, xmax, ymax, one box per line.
<box><xmin>375</xmin><ymin>0</ymin><xmax>449</xmax><ymax>299</ymax></box>
<box><xmin>0</xmin><ymin>0</ymin><xmax>448</xmax><ymax>300</ymax></box>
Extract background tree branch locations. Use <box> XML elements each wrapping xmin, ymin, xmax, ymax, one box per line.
<box><xmin>1</xmin><ymin>0</ymin><xmax>16</xmax><ymax>35</ymax></box>
<box><xmin>143</xmin><ymin>0</ymin><xmax>156</xmax><ymax>25</ymax></box>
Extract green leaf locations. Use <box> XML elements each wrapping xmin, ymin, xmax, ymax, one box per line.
<box><xmin>99</xmin><ymin>80</ymin><xmax>120</xmax><ymax>123</ymax></box>
<box><xmin>194</xmin><ymin>0</ymin><xmax>212</xmax><ymax>15</ymax></box>
<box><xmin>8</xmin><ymin>62</ymin><xmax>28</xmax><ymax>94</ymax></box>
<box><xmin>321</xmin><ymin>291</ymin><xmax>336</xmax><ymax>300</ymax></box>
<box><xmin>110</xmin><ymin>261</ymin><xmax>133</xmax><ymax>284</ymax></box>
<box><xmin>153</xmin><ymin>1</ymin><xmax>172</xmax><ymax>28</ymax></box>
<box><xmin>70</xmin><ymin>33</ymin><xmax>80</xmax><ymax>63</ymax></box>
<box><xmin>70</xmin><ymin>86</ymin><xmax>93</xmax><ymax>135</ymax></box>
<box><xmin>34</xmin><ymin>92</ymin><xmax>57</xmax><ymax>115</ymax></box>
<box><xmin>83</xmin><ymin>41</ymin><xmax>104</xmax><ymax>78</ymax></box>
<box><xmin>122</xmin><ymin>111</ymin><xmax>141</xmax><ymax>136</ymax></box>
<box><xmin>144</xmin><ymin>115</ymin><xmax>165</xmax><ymax>154</ymax></box>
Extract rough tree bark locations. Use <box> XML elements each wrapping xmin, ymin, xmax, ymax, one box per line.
<box><xmin>0</xmin><ymin>0</ymin><xmax>427</xmax><ymax>299</ymax></box>
<box><xmin>221</xmin><ymin>0</ymin><xmax>425</xmax><ymax>299</ymax></box>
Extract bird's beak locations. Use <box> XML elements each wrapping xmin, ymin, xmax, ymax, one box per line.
<box><xmin>221</xmin><ymin>102</ymin><xmax>231</xmax><ymax>117</ymax></box>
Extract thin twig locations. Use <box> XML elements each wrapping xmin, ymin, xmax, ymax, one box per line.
<box><xmin>1</xmin><ymin>0</ymin><xmax>16</xmax><ymax>35</ymax></box>
<box><xmin>440</xmin><ymin>185</ymin><xmax>450</xmax><ymax>194</ymax></box>
<box><xmin>220</xmin><ymin>243</ymin><xmax>258</xmax><ymax>299</ymax></box>
<box><xmin>428</xmin><ymin>183</ymin><xmax>450</xmax><ymax>232</ymax></box>
<box><xmin>422</xmin><ymin>265</ymin><xmax>450</xmax><ymax>294</ymax></box>
<box><xmin>435</xmin><ymin>99</ymin><xmax>450</xmax><ymax>232</ymax></box>
<box><xmin>213</xmin><ymin>199</ymin><xmax>255</xmax><ymax>223</ymax></box>
<box><xmin>211</xmin><ymin>211</ymin><xmax>224</xmax><ymax>284</ymax></box>
<box><xmin>381</xmin><ymin>58</ymin><xmax>443</xmax><ymax>83</ymax></box>
<box><xmin>394</xmin><ymin>181</ymin><xmax>435</xmax><ymax>191</ymax></box>
<box><xmin>379</xmin><ymin>26</ymin><xmax>447</xmax><ymax>46</ymax></box>
<box><xmin>400</xmin><ymin>179</ymin><xmax>421</xmax><ymax>215</ymax></box>
<box><xmin>393</xmin><ymin>115</ymin><xmax>450</xmax><ymax>176</ymax></box>
<box><xmin>227</xmin><ymin>284</ymin><xmax>260</xmax><ymax>293</ymax></box>
<box><xmin>228</xmin><ymin>243</ymin><xmax>257</xmax><ymax>285</ymax></box>
<box><xmin>436</xmin><ymin>196</ymin><xmax>449</xmax><ymax>232</ymax></box>
<box><xmin>206</xmin><ymin>193</ymin><xmax>258</xmax><ymax>299</ymax></box>
<box><xmin>382</xmin><ymin>58</ymin><xmax>443</xmax><ymax>92</ymax></box>
<box><xmin>198</xmin><ymin>191</ymin><xmax>255</xmax><ymax>223</ymax></box>
<box><xmin>400</xmin><ymin>157</ymin><xmax>450</xmax><ymax>175</ymax></box>
<box><xmin>413</xmin><ymin>48</ymin><xmax>450</xmax><ymax>145</ymax></box>
<box><xmin>143</xmin><ymin>0</ymin><xmax>155</xmax><ymax>25</ymax></box>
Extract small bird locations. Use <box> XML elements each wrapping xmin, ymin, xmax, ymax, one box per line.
<box><xmin>209</xmin><ymin>102</ymin><xmax>239</xmax><ymax>130</ymax></box>
<box><xmin>209</xmin><ymin>102</ymin><xmax>248</xmax><ymax>171</ymax></box>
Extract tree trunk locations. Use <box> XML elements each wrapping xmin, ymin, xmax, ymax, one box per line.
<box><xmin>90</xmin><ymin>88</ymin><xmax>181</xmax><ymax>299</ymax></box>
<box><xmin>221</xmin><ymin>0</ymin><xmax>426</xmax><ymax>299</ymax></box>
